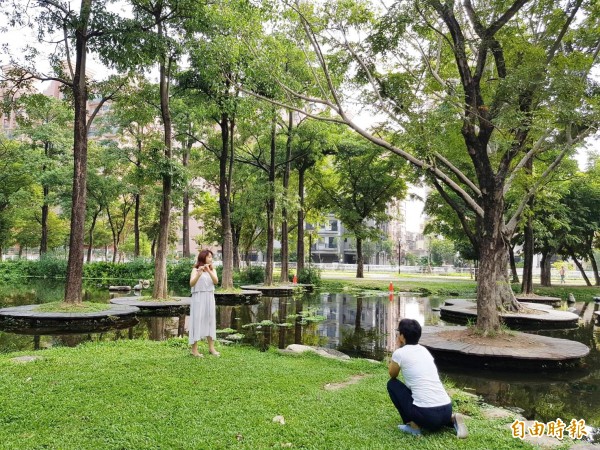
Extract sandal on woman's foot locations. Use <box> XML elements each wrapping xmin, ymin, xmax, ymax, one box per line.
<box><xmin>209</xmin><ymin>350</ymin><xmax>220</xmax><ymax>357</ymax></box>
<box><xmin>191</xmin><ymin>352</ymin><xmax>204</xmax><ymax>358</ymax></box>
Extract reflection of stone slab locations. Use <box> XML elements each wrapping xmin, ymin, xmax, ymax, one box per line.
<box><xmin>240</xmin><ymin>284</ymin><xmax>304</xmax><ymax>297</ymax></box>
<box><xmin>595</xmin><ymin>311</ymin><xmax>599</xmax><ymax>325</ymax></box>
<box><xmin>0</xmin><ymin>304</ymin><xmax>139</xmax><ymax>335</ymax></box>
<box><xmin>215</xmin><ymin>290</ymin><xmax>262</xmax><ymax>306</ymax></box>
<box><xmin>108</xmin><ymin>286</ymin><xmax>131</xmax><ymax>291</ymax></box>
<box><xmin>420</xmin><ymin>325</ymin><xmax>589</xmax><ymax>371</ymax></box>
<box><xmin>110</xmin><ymin>296</ymin><xmax>190</xmax><ymax>316</ymax></box>
<box><xmin>514</xmin><ymin>295</ymin><xmax>562</xmax><ymax>307</ymax></box>
<box><xmin>440</xmin><ymin>299</ymin><xmax>579</xmax><ymax>330</ymax></box>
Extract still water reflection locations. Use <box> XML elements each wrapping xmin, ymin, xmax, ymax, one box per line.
<box><xmin>1</xmin><ymin>281</ymin><xmax>599</xmax><ymax>432</ymax></box>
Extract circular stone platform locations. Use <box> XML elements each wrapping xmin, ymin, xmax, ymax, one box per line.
<box><xmin>215</xmin><ymin>290</ymin><xmax>262</xmax><ymax>306</ymax></box>
<box><xmin>110</xmin><ymin>296</ymin><xmax>190</xmax><ymax>316</ymax></box>
<box><xmin>0</xmin><ymin>304</ymin><xmax>140</xmax><ymax>335</ymax></box>
<box><xmin>420</xmin><ymin>325</ymin><xmax>590</xmax><ymax>371</ymax></box>
<box><xmin>440</xmin><ymin>299</ymin><xmax>579</xmax><ymax>330</ymax></box>
<box><xmin>240</xmin><ymin>284</ymin><xmax>304</xmax><ymax>297</ymax></box>
<box><xmin>514</xmin><ymin>294</ymin><xmax>562</xmax><ymax>307</ymax></box>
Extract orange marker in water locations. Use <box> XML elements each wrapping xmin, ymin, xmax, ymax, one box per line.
<box><xmin>389</xmin><ymin>293</ymin><xmax>393</xmax><ymax>302</ymax></box>
<box><xmin>389</xmin><ymin>281</ymin><xmax>394</xmax><ymax>292</ymax></box>
<box><xmin>293</xmin><ymin>274</ymin><xmax>298</xmax><ymax>284</ymax></box>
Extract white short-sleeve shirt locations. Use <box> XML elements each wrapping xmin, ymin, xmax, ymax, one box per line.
<box><xmin>391</xmin><ymin>344</ymin><xmax>451</xmax><ymax>408</ymax></box>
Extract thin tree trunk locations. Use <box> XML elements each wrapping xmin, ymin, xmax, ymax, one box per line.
<box><xmin>509</xmin><ymin>244</ymin><xmax>519</xmax><ymax>283</ymax></box>
<box><xmin>107</xmin><ymin>209</ymin><xmax>118</xmax><ymax>263</ymax></box>
<box><xmin>297</xmin><ymin>168</ymin><xmax>306</xmax><ymax>273</ymax></box>
<box><xmin>520</xmin><ymin>214</ymin><xmax>534</xmax><ymax>294</ymax></box>
<box><xmin>570</xmin><ymin>251</ymin><xmax>591</xmax><ymax>286</ymax></box>
<box><xmin>356</xmin><ymin>237</ymin><xmax>364</xmax><ymax>278</ymax></box>
<box><xmin>64</xmin><ymin>0</ymin><xmax>91</xmax><ymax>303</ymax></box>
<box><xmin>152</xmin><ymin>41</ymin><xmax>173</xmax><ymax>300</ymax></box>
<box><xmin>182</xmin><ymin>136</ymin><xmax>192</xmax><ymax>258</ymax></box>
<box><xmin>588</xmin><ymin>251</ymin><xmax>600</xmax><ymax>286</ymax></box>
<box><xmin>540</xmin><ymin>251</ymin><xmax>552</xmax><ymax>286</ymax></box>
<box><xmin>265</xmin><ymin>113</ymin><xmax>277</xmax><ymax>285</ymax></box>
<box><xmin>232</xmin><ymin>224</ymin><xmax>241</xmax><ymax>270</ymax></box>
<box><xmin>280</xmin><ymin>111</ymin><xmax>293</xmax><ymax>282</ymax></box>
<box><xmin>134</xmin><ymin>193</ymin><xmax>140</xmax><ymax>258</ymax></box>
<box><xmin>219</xmin><ymin>115</ymin><xmax>234</xmax><ymax>289</ymax></box>
<box><xmin>86</xmin><ymin>208</ymin><xmax>100</xmax><ymax>263</ymax></box>
<box><xmin>40</xmin><ymin>141</ymin><xmax>49</xmax><ymax>255</ymax></box>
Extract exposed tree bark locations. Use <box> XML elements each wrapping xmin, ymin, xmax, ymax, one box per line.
<box><xmin>588</xmin><ymin>251</ymin><xmax>600</xmax><ymax>286</ymax></box>
<box><xmin>264</xmin><ymin>113</ymin><xmax>277</xmax><ymax>285</ymax></box>
<box><xmin>520</xmin><ymin>213</ymin><xmax>534</xmax><ymax>294</ymax></box>
<box><xmin>86</xmin><ymin>208</ymin><xmax>100</xmax><ymax>263</ymax></box>
<box><xmin>232</xmin><ymin>222</ymin><xmax>241</xmax><ymax>270</ymax></box>
<box><xmin>152</xmin><ymin>22</ymin><xmax>173</xmax><ymax>300</ymax></box>
<box><xmin>40</xmin><ymin>141</ymin><xmax>51</xmax><ymax>256</ymax></box>
<box><xmin>64</xmin><ymin>0</ymin><xmax>92</xmax><ymax>303</ymax></box>
<box><xmin>508</xmin><ymin>243</ymin><xmax>519</xmax><ymax>283</ymax></box>
<box><xmin>182</xmin><ymin>133</ymin><xmax>192</xmax><ymax>258</ymax></box>
<box><xmin>218</xmin><ymin>113</ymin><xmax>234</xmax><ymax>289</ymax></box>
<box><xmin>540</xmin><ymin>251</ymin><xmax>553</xmax><ymax>286</ymax></box>
<box><xmin>134</xmin><ymin>192</ymin><xmax>140</xmax><ymax>258</ymax></box>
<box><xmin>356</xmin><ymin>236</ymin><xmax>364</xmax><ymax>278</ymax></box>
<box><xmin>569</xmin><ymin>250</ymin><xmax>591</xmax><ymax>286</ymax></box>
<box><xmin>296</xmin><ymin>167</ymin><xmax>306</xmax><ymax>273</ymax></box>
<box><xmin>280</xmin><ymin>110</ymin><xmax>293</xmax><ymax>282</ymax></box>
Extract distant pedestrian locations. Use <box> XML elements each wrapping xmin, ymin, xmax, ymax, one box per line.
<box><xmin>387</xmin><ymin>319</ymin><xmax>467</xmax><ymax>438</ymax></box>
<box><xmin>189</xmin><ymin>249</ymin><xmax>220</xmax><ymax>358</ymax></box>
<box><xmin>560</xmin><ymin>266</ymin><xmax>566</xmax><ymax>284</ymax></box>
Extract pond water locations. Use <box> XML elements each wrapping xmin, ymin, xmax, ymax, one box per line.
<box><xmin>1</xmin><ymin>280</ymin><xmax>599</xmax><ymax>438</ymax></box>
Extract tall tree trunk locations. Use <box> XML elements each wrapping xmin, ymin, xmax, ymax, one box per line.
<box><xmin>107</xmin><ymin>209</ymin><xmax>118</xmax><ymax>263</ymax></box>
<box><xmin>570</xmin><ymin>250</ymin><xmax>591</xmax><ymax>286</ymax></box>
<box><xmin>86</xmin><ymin>208</ymin><xmax>100</xmax><ymax>263</ymax></box>
<box><xmin>296</xmin><ymin>168</ymin><xmax>306</xmax><ymax>273</ymax></box>
<box><xmin>182</xmin><ymin>136</ymin><xmax>192</xmax><ymax>258</ymax></box>
<box><xmin>40</xmin><ymin>142</ymin><xmax>49</xmax><ymax>255</ymax></box>
<box><xmin>508</xmin><ymin>244</ymin><xmax>519</xmax><ymax>283</ymax></box>
<box><xmin>520</xmin><ymin>214</ymin><xmax>534</xmax><ymax>294</ymax></box>
<box><xmin>64</xmin><ymin>0</ymin><xmax>91</xmax><ymax>303</ymax></box>
<box><xmin>540</xmin><ymin>251</ymin><xmax>552</xmax><ymax>286</ymax></box>
<box><xmin>152</xmin><ymin>38</ymin><xmax>173</xmax><ymax>300</ymax></box>
<box><xmin>356</xmin><ymin>237</ymin><xmax>364</xmax><ymax>278</ymax></box>
<box><xmin>280</xmin><ymin>111</ymin><xmax>293</xmax><ymax>282</ymax></box>
<box><xmin>219</xmin><ymin>115</ymin><xmax>234</xmax><ymax>289</ymax></box>
<box><xmin>232</xmin><ymin>224</ymin><xmax>241</xmax><ymax>270</ymax></box>
<box><xmin>308</xmin><ymin>233</ymin><xmax>312</xmax><ymax>264</ymax></box>
<box><xmin>265</xmin><ymin>113</ymin><xmax>277</xmax><ymax>285</ymax></box>
<box><xmin>134</xmin><ymin>192</ymin><xmax>140</xmax><ymax>258</ymax></box>
<box><xmin>588</xmin><ymin>251</ymin><xmax>600</xmax><ymax>286</ymax></box>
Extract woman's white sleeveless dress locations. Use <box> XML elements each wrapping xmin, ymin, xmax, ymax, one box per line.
<box><xmin>189</xmin><ymin>271</ymin><xmax>216</xmax><ymax>344</ymax></box>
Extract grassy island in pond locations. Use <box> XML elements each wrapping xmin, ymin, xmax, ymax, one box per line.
<box><xmin>35</xmin><ymin>302</ymin><xmax>113</xmax><ymax>313</ymax></box>
<box><xmin>0</xmin><ymin>339</ymin><xmax>546</xmax><ymax>449</ymax></box>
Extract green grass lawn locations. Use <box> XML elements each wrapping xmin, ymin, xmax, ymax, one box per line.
<box><xmin>0</xmin><ymin>339</ymin><xmax>542</xmax><ymax>450</ymax></box>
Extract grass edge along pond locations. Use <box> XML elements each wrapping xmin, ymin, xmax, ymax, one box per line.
<box><xmin>1</xmin><ymin>339</ymin><xmax>546</xmax><ymax>450</ymax></box>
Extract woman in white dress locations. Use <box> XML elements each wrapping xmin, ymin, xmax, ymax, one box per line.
<box><xmin>189</xmin><ymin>249</ymin><xmax>220</xmax><ymax>357</ymax></box>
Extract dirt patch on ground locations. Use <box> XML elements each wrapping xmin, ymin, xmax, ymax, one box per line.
<box><xmin>324</xmin><ymin>374</ymin><xmax>370</xmax><ymax>391</ymax></box>
<box><xmin>436</xmin><ymin>329</ymin><xmax>542</xmax><ymax>349</ymax></box>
